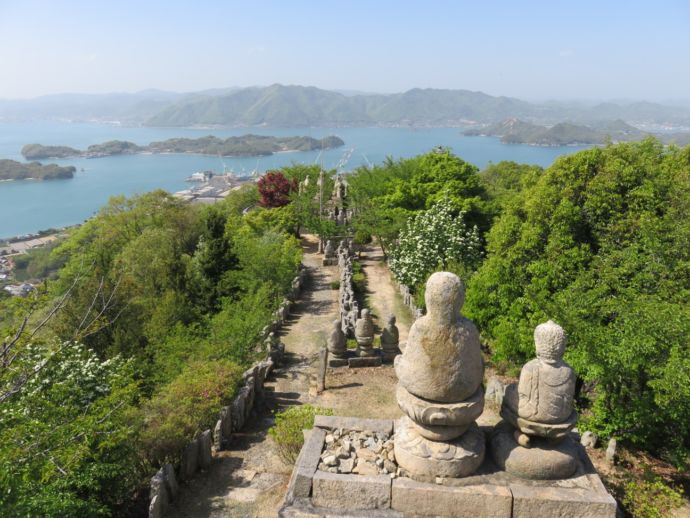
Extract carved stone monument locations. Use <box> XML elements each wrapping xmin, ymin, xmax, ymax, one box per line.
<box><xmin>354</xmin><ymin>308</ymin><xmax>375</xmax><ymax>357</ymax></box>
<box><xmin>380</xmin><ymin>314</ymin><xmax>400</xmax><ymax>362</ymax></box>
<box><xmin>491</xmin><ymin>320</ymin><xmax>579</xmax><ymax>479</ymax></box>
<box><xmin>394</xmin><ymin>272</ymin><xmax>485</xmax><ymax>477</ymax></box>
<box><xmin>323</xmin><ymin>239</ymin><xmax>337</xmax><ymax>266</ymax></box>
<box><xmin>326</xmin><ymin>318</ymin><xmax>347</xmax><ymax>359</ymax></box>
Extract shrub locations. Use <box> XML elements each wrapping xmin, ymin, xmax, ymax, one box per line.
<box><xmin>330</xmin><ymin>280</ymin><xmax>340</xmax><ymax>290</ymax></box>
<box><xmin>268</xmin><ymin>404</ymin><xmax>334</xmax><ymax>464</ymax></box>
<box><xmin>352</xmin><ymin>260</ymin><xmax>367</xmax><ymax>297</ymax></box>
<box><xmin>390</xmin><ymin>198</ymin><xmax>481</xmax><ymax>288</ymax></box>
<box><xmin>141</xmin><ymin>359</ymin><xmax>242</xmax><ymax>465</ymax></box>
<box><xmin>622</xmin><ymin>473</ymin><xmax>684</xmax><ymax>518</ymax></box>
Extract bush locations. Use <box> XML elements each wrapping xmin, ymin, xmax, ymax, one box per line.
<box><xmin>622</xmin><ymin>473</ymin><xmax>684</xmax><ymax>518</ymax></box>
<box><xmin>330</xmin><ymin>280</ymin><xmax>340</xmax><ymax>290</ymax></box>
<box><xmin>389</xmin><ymin>198</ymin><xmax>481</xmax><ymax>288</ymax></box>
<box><xmin>141</xmin><ymin>359</ymin><xmax>242</xmax><ymax>465</ymax></box>
<box><xmin>268</xmin><ymin>405</ymin><xmax>334</xmax><ymax>464</ymax></box>
<box><xmin>352</xmin><ymin>260</ymin><xmax>367</xmax><ymax>297</ymax></box>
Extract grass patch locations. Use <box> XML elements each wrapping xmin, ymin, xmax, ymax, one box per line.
<box><xmin>268</xmin><ymin>404</ymin><xmax>334</xmax><ymax>464</ymax></box>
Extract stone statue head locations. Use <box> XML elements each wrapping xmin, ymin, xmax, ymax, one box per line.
<box><xmin>332</xmin><ymin>319</ymin><xmax>342</xmax><ymax>331</ymax></box>
<box><xmin>386</xmin><ymin>314</ymin><xmax>396</xmax><ymax>326</ymax></box>
<box><xmin>361</xmin><ymin>308</ymin><xmax>371</xmax><ymax>320</ymax></box>
<box><xmin>534</xmin><ymin>320</ymin><xmax>567</xmax><ymax>363</ymax></box>
<box><xmin>424</xmin><ymin>272</ymin><xmax>464</xmax><ymax>323</ymax></box>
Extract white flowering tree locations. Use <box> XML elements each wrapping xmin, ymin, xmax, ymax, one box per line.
<box><xmin>389</xmin><ymin>198</ymin><xmax>482</xmax><ymax>287</ymax></box>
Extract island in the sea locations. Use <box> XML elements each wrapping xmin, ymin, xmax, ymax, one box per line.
<box><xmin>0</xmin><ymin>159</ymin><xmax>76</xmax><ymax>181</ymax></box>
<box><xmin>21</xmin><ymin>134</ymin><xmax>345</xmax><ymax>160</ymax></box>
<box><xmin>464</xmin><ymin>118</ymin><xmax>690</xmax><ymax>146</ymax></box>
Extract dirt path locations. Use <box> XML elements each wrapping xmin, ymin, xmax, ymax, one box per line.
<box><xmin>167</xmin><ymin>235</ymin><xmax>339</xmax><ymax>518</ymax></box>
<box><xmin>166</xmin><ymin>238</ymin><xmax>411</xmax><ymax>517</ymax></box>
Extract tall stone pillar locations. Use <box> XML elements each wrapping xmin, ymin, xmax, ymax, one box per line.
<box><xmin>393</xmin><ymin>272</ymin><xmax>485</xmax><ymax>478</ymax></box>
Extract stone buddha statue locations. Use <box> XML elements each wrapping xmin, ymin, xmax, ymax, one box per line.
<box><xmin>380</xmin><ymin>314</ymin><xmax>400</xmax><ymax>361</ymax></box>
<box><xmin>354</xmin><ymin>309</ymin><xmax>375</xmax><ymax>356</ymax></box>
<box><xmin>327</xmin><ymin>318</ymin><xmax>347</xmax><ymax>358</ymax></box>
<box><xmin>393</xmin><ymin>272</ymin><xmax>485</xmax><ymax>477</ymax></box>
<box><xmin>502</xmin><ymin>320</ymin><xmax>577</xmax><ymax>447</ymax></box>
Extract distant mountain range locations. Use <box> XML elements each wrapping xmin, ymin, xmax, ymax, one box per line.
<box><xmin>2</xmin><ymin>84</ymin><xmax>690</xmax><ymax>129</ymax></box>
<box><xmin>464</xmin><ymin>118</ymin><xmax>690</xmax><ymax>146</ymax></box>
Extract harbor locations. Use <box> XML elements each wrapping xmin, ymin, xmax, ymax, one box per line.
<box><xmin>173</xmin><ymin>170</ymin><xmax>255</xmax><ymax>204</ymax></box>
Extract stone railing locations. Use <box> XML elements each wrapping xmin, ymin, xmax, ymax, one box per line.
<box><xmin>394</xmin><ymin>279</ymin><xmax>424</xmax><ymax>320</ymax></box>
<box><xmin>336</xmin><ymin>241</ymin><xmax>358</xmax><ymax>338</ymax></box>
<box><xmin>148</xmin><ymin>266</ymin><xmax>307</xmax><ymax>518</ymax></box>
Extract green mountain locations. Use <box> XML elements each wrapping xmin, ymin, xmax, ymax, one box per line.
<box><xmin>145</xmin><ymin>85</ymin><xmax>538</xmax><ymax>127</ymax></box>
<box><xmin>4</xmin><ymin>85</ymin><xmax>690</xmax><ymax>128</ymax></box>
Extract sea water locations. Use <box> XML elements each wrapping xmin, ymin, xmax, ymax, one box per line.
<box><xmin>0</xmin><ymin>122</ymin><xmax>587</xmax><ymax>239</ymax></box>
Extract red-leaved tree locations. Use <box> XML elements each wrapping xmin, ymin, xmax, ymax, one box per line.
<box><xmin>257</xmin><ymin>171</ymin><xmax>297</xmax><ymax>208</ymax></box>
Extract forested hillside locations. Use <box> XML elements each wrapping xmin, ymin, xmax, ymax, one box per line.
<box><xmin>1</xmin><ymin>141</ymin><xmax>687</xmax><ymax>516</ymax></box>
<box><xmin>347</xmin><ymin>140</ymin><xmax>690</xmax><ymax>459</ymax></box>
<box><xmin>0</xmin><ymin>176</ymin><xmax>321</xmax><ymax>514</ymax></box>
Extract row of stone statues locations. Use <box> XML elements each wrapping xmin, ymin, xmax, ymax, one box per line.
<box><xmin>394</xmin><ymin>272</ymin><xmax>578</xmax><ymax>480</ymax></box>
<box><xmin>327</xmin><ymin>311</ymin><xmax>401</xmax><ymax>361</ymax></box>
<box><xmin>336</xmin><ymin>242</ymin><xmax>359</xmax><ymax>337</ymax></box>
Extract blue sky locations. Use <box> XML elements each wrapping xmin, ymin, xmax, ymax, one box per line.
<box><xmin>0</xmin><ymin>0</ymin><xmax>688</xmax><ymax>101</ymax></box>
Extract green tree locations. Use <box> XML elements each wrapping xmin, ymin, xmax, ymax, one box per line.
<box><xmin>465</xmin><ymin>139</ymin><xmax>690</xmax><ymax>454</ymax></box>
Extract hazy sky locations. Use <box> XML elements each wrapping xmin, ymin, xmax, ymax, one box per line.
<box><xmin>1</xmin><ymin>0</ymin><xmax>689</xmax><ymax>101</ymax></box>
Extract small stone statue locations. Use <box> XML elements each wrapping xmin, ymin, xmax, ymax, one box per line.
<box><xmin>354</xmin><ymin>309</ymin><xmax>375</xmax><ymax>357</ymax></box>
<box><xmin>324</xmin><ymin>239</ymin><xmax>335</xmax><ymax>258</ymax></box>
<box><xmin>327</xmin><ymin>318</ymin><xmax>347</xmax><ymax>358</ymax></box>
<box><xmin>380</xmin><ymin>314</ymin><xmax>400</xmax><ymax>361</ymax></box>
<box><xmin>491</xmin><ymin>320</ymin><xmax>579</xmax><ymax>480</ymax></box>
<box><xmin>394</xmin><ymin>272</ymin><xmax>485</xmax><ymax>477</ymax></box>
<box><xmin>502</xmin><ymin>320</ymin><xmax>577</xmax><ymax>446</ymax></box>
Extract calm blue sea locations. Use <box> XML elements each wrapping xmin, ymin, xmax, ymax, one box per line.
<box><xmin>0</xmin><ymin>122</ymin><xmax>587</xmax><ymax>239</ymax></box>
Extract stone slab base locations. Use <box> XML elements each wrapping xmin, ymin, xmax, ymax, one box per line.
<box><xmin>382</xmin><ymin>350</ymin><xmax>400</xmax><ymax>362</ymax></box>
<box><xmin>348</xmin><ymin>356</ymin><xmax>382</xmax><ymax>368</ymax></box>
<box><xmin>329</xmin><ymin>357</ymin><xmax>349</xmax><ymax>368</ymax></box>
<box><xmin>327</xmin><ymin>351</ymin><xmax>384</xmax><ymax>369</ymax></box>
<box><xmin>392</xmin><ymin>477</ymin><xmax>512</xmax><ymax>517</ymax></box>
<box><xmin>322</xmin><ymin>258</ymin><xmax>338</xmax><ymax>266</ymax></box>
<box><xmin>280</xmin><ymin>416</ymin><xmax>617</xmax><ymax>517</ymax></box>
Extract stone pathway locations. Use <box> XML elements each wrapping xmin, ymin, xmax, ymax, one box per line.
<box><xmin>166</xmin><ymin>238</ymin><xmax>413</xmax><ymax>517</ymax></box>
<box><xmin>167</xmin><ymin>235</ymin><xmax>339</xmax><ymax>518</ymax></box>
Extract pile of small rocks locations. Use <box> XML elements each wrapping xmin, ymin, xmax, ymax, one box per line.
<box><xmin>318</xmin><ymin>429</ymin><xmax>398</xmax><ymax>477</ymax></box>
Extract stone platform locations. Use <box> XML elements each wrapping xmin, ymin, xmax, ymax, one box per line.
<box><xmin>280</xmin><ymin>416</ymin><xmax>616</xmax><ymax>518</ymax></box>
<box><xmin>329</xmin><ymin>350</ymin><xmax>386</xmax><ymax>368</ymax></box>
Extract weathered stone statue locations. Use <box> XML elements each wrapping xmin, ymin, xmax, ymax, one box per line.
<box><xmin>327</xmin><ymin>318</ymin><xmax>347</xmax><ymax>358</ymax></box>
<box><xmin>380</xmin><ymin>314</ymin><xmax>400</xmax><ymax>362</ymax></box>
<box><xmin>354</xmin><ymin>308</ymin><xmax>375</xmax><ymax>357</ymax></box>
<box><xmin>324</xmin><ymin>239</ymin><xmax>335</xmax><ymax>258</ymax></box>
<box><xmin>503</xmin><ymin>320</ymin><xmax>577</xmax><ymax>446</ymax></box>
<box><xmin>322</xmin><ymin>239</ymin><xmax>337</xmax><ymax>266</ymax></box>
<box><xmin>491</xmin><ymin>320</ymin><xmax>579</xmax><ymax>479</ymax></box>
<box><xmin>394</xmin><ymin>272</ymin><xmax>485</xmax><ymax>478</ymax></box>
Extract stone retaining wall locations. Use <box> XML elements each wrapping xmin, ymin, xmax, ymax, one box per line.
<box><xmin>394</xmin><ymin>279</ymin><xmax>424</xmax><ymax>320</ymax></box>
<box><xmin>148</xmin><ymin>266</ymin><xmax>307</xmax><ymax>518</ymax></box>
